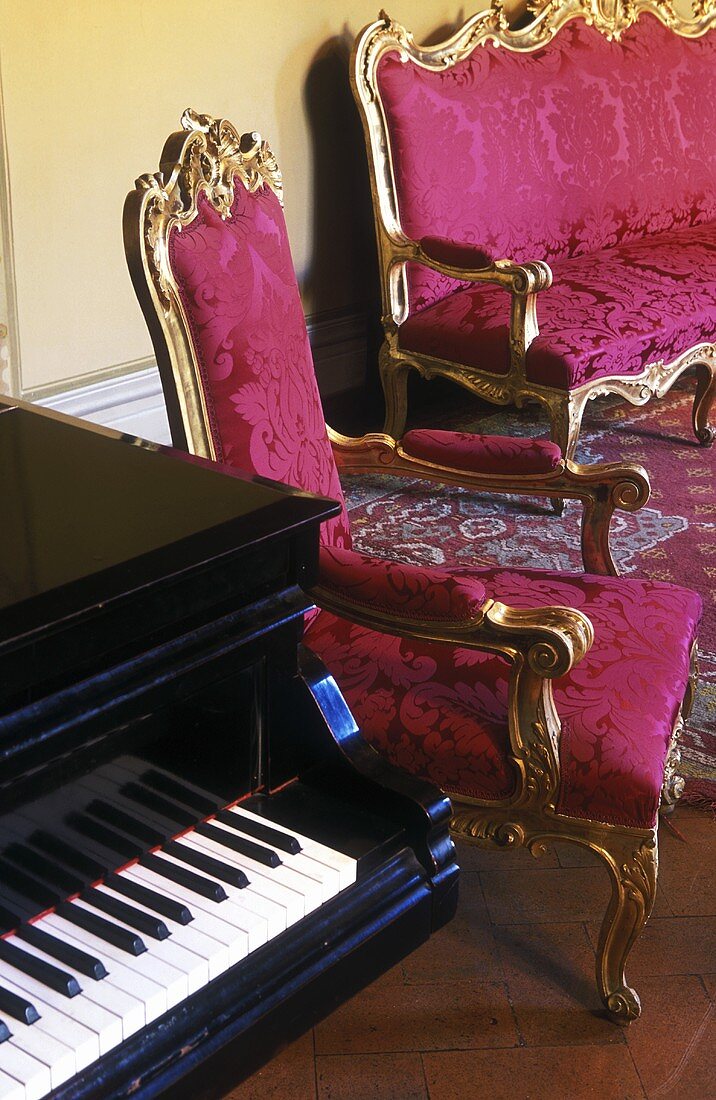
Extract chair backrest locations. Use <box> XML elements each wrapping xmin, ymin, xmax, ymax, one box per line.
<box><xmin>352</xmin><ymin>2</ymin><xmax>716</xmax><ymax>316</ymax></box>
<box><xmin>124</xmin><ymin>110</ymin><xmax>351</xmax><ymax>551</ymax></box>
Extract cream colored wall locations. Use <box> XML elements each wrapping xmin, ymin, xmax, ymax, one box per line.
<box><xmin>0</xmin><ymin>0</ymin><xmax>491</xmax><ymax>394</ymax></box>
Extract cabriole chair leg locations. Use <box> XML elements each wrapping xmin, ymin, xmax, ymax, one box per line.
<box><xmin>380</xmin><ymin>344</ymin><xmax>410</xmax><ymax>438</ymax></box>
<box><xmin>593</xmin><ymin>828</ymin><xmax>658</xmax><ymax>1024</ymax></box>
<box><xmin>692</xmin><ymin>358</ymin><xmax>716</xmax><ymax>447</ymax></box>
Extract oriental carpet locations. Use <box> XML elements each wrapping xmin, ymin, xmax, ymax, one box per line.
<box><xmin>342</xmin><ymin>382</ymin><xmax>715</xmax><ymax>809</ymax></box>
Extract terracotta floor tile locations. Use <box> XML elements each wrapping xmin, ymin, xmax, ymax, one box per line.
<box><xmin>316</xmin><ymin>1053</ymin><xmax>427</xmax><ymax>1099</ymax></box>
<box><xmin>224</xmin><ymin>1032</ymin><xmax>316</xmax><ymax>1099</ymax></box>
<box><xmin>494</xmin><ymin>922</ymin><xmax>623</xmax><ymax>1046</ymax></box>
<box><xmin>422</xmin><ymin>1045</ymin><xmax>646</xmax><ymax>1100</ymax></box>
<box><xmin>624</xmin><ymin>975</ymin><xmax>714</xmax><ymax>1098</ymax></box>
<box><xmin>657</xmin><ymin>808</ymin><xmax>716</xmax><ymax>916</ymax></box>
<box><xmin>586</xmin><ymin>915</ymin><xmax>716</xmax><ymax>979</ymax></box>
<box><xmin>314</xmin><ymin>980</ymin><xmax>517</xmax><ymax>1055</ymax></box>
<box><xmin>401</xmin><ymin>872</ymin><xmax>503</xmax><ymax>984</ymax></box>
<box><xmin>454</xmin><ymin>835</ymin><xmax>560</xmax><ymax>871</ymax></box>
<box><xmin>480</xmin><ymin>865</ymin><xmax>671</xmax><ymax>926</ymax></box>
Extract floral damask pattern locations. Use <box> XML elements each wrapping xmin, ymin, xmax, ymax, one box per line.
<box><xmin>401</xmin><ymin>429</ymin><xmax>562</xmax><ymax>474</ymax></box>
<box><xmin>169</xmin><ymin>186</ymin><xmax>351</xmax><ymax>551</ymax></box>
<box><xmin>376</xmin><ymin>14</ymin><xmax>716</xmax><ymax>314</ymax></box>
<box><xmin>400</xmin><ymin>221</ymin><xmax>716</xmax><ymax>388</ymax></box>
<box><xmin>167</xmin><ymin>174</ymin><xmax>703</xmax><ymax>831</ymax></box>
<box><xmin>305</xmin><ymin>567</ymin><xmax>702</xmax><ymax>828</ymax></box>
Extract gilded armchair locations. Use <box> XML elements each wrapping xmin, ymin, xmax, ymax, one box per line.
<box><xmin>124</xmin><ymin>110</ymin><xmax>701</xmax><ymax>1022</ymax></box>
<box><xmin>350</xmin><ymin>0</ymin><xmax>716</xmax><ymax>459</ymax></box>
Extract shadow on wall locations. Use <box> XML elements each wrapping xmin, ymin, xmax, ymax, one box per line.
<box><xmin>302</xmin><ymin>32</ymin><xmax>383</xmax><ymax>428</ymax></box>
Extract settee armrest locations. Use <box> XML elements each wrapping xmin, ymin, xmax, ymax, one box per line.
<box><xmin>327</xmin><ymin>426</ymin><xmax>650</xmax><ymax>577</ymax></box>
<box><xmin>409</xmin><ymin>235</ymin><xmax>553</xmax><ymax>296</ymax></box>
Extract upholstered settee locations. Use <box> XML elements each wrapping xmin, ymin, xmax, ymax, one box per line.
<box><xmin>351</xmin><ymin>0</ymin><xmax>716</xmax><ymax>459</ymax></box>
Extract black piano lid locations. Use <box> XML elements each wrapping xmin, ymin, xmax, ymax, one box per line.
<box><xmin>0</xmin><ymin>400</ymin><xmax>338</xmax><ymax>648</ymax></box>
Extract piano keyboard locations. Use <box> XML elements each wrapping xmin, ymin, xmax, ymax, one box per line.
<box><xmin>0</xmin><ymin>760</ymin><xmax>357</xmax><ymax>1100</ymax></box>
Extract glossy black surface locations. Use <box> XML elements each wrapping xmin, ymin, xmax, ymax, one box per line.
<box><xmin>0</xmin><ymin>402</ymin><xmax>459</xmax><ymax>1098</ymax></box>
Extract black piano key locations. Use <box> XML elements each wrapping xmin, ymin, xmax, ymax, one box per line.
<box><xmin>84</xmin><ymin>800</ymin><xmax>164</xmax><ymax>847</ymax></box>
<box><xmin>105</xmin><ymin>875</ymin><xmax>193</xmax><ymax>926</ymax></box>
<box><xmin>121</xmin><ymin>783</ymin><xmax>195</xmax><ymax>828</ymax></box>
<box><xmin>16</xmin><ymin>925</ymin><xmax>108</xmax><ymax>981</ymax></box>
<box><xmin>0</xmin><ymin>904</ymin><xmax>21</xmax><ymax>936</ymax></box>
<box><xmin>215</xmin><ymin>810</ymin><xmax>301</xmax><ymax>855</ymax></box>
<box><xmin>66</xmin><ymin>812</ymin><xmax>138</xmax><ymax>861</ymax></box>
<box><xmin>0</xmin><ymin>939</ymin><xmax>81</xmax><ymax>998</ymax></box>
<box><xmin>28</xmin><ymin>831</ymin><xmax>107</xmax><ymax>880</ymax></box>
<box><xmin>55</xmin><ymin>902</ymin><xmax>147</xmax><ymax>957</ymax></box>
<box><xmin>0</xmin><ymin>1020</ymin><xmax>10</xmax><ymax>1043</ymax></box>
<box><xmin>163</xmin><ymin>840</ymin><xmax>249</xmax><ymax>890</ymax></box>
<box><xmin>140</xmin><ymin>769</ymin><xmax>218</xmax><ymax>816</ymax></box>
<box><xmin>3</xmin><ymin>843</ymin><xmax>84</xmax><ymax>896</ymax></box>
<box><xmin>139</xmin><ymin>853</ymin><xmax>227</xmax><ymax>902</ymax></box>
<box><xmin>0</xmin><ymin>986</ymin><xmax>40</xmax><ymax>1025</ymax></box>
<box><xmin>196</xmin><ymin>822</ymin><xmax>281</xmax><ymax>868</ymax></box>
<box><xmin>83</xmin><ymin>890</ymin><xmax>169</xmax><ymax>941</ymax></box>
<box><xmin>0</xmin><ymin>860</ymin><xmax>61</xmax><ymax>910</ymax></box>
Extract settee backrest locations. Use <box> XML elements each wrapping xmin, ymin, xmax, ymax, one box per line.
<box><xmin>373</xmin><ymin>14</ymin><xmax>716</xmax><ymax>313</ymax></box>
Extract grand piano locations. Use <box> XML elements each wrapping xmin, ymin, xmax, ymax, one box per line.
<box><xmin>0</xmin><ymin>397</ymin><xmax>458</xmax><ymax>1100</ymax></box>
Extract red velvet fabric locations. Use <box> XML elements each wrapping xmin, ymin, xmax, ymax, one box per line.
<box><xmin>377</xmin><ymin>14</ymin><xmax>716</xmax><ymax>314</ymax></box>
<box><xmin>166</xmin><ymin>174</ymin><xmax>701</xmax><ymax>831</ymax></box>
<box><xmin>305</xmin><ymin>568</ymin><xmax>702</xmax><ymax>828</ymax></box>
<box><xmin>168</xmin><ymin>186</ymin><xmax>351</xmax><ymax>551</ymax></box>
<box><xmin>402</xmin><ymin>429</ymin><xmax>562</xmax><ymax>475</ymax></box>
<box><xmin>400</xmin><ymin>221</ymin><xmax>716</xmax><ymax>388</ymax></box>
<box><xmin>319</xmin><ymin>545</ymin><xmax>487</xmax><ymax>621</ymax></box>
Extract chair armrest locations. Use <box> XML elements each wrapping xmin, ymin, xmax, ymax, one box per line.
<box><xmin>311</xmin><ymin>547</ymin><xmax>593</xmax><ymax>681</ymax></box>
<box><xmin>327</xmin><ymin>427</ymin><xmax>650</xmax><ymax>577</ymax></box>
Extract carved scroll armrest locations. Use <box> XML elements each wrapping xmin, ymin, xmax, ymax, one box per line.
<box><xmin>309</xmin><ymin>549</ymin><xmax>593</xmax><ymax>679</ymax></box>
<box><xmin>328</xmin><ymin>427</ymin><xmax>650</xmax><ymax>576</ymax></box>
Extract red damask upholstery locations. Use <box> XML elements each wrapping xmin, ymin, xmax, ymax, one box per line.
<box><xmin>166</xmin><ymin>170</ymin><xmax>701</xmax><ymax>832</ymax></box>
<box><xmin>401</xmin><ymin>222</ymin><xmax>716</xmax><ymax>389</ymax></box>
<box><xmin>306</xmin><ymin>566</ymin><xmax>702</xmax><ymax>828</ymax></box>
<box><xmin>402</xmin><ymin>429</ymin><xmax>562</xmax><ymax>474</ymax></box>
<box><xmin>377</xmin><ymin>14</ymin><xmax>716</xmax><ymax>318</ymax></box>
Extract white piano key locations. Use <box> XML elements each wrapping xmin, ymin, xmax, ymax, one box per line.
<box><xmin>174</xmin><ymin>836</ymin><xmax>287</xmax><ymax>936</ymax></box>
<box><xmin>0</xmin><ymin>960</ymin><xmax>121</xmax><ymax>1057</ymax></box>
<box><xmin>37</xmin><ymin>921</ymin><xmax>166</xmax><ymax>1024</ymax></box>
<box><xmin>208</xmin><ymin>820</ymin><xmax>324</xmax><ymax>912</ymax></box>
<box><xmin>41</xmin><ymin>912</ymin><xmax>190</xmax><ymax>1007</ymax></box>
<box><xmin>0</xmin><ymin>971</ymin><xmax>98</xmax><ymax>1072</ymax></box>
<box><xmin>151</xmin><ymin>851</ymin><xmax>267</xmax><ymax>952</ymax></box>
<box><xmin>0</xmin><ymin>1069</ymin><xmax>24</xmax><ymax>1100</ymax></box>
<box><xmin>119</xmin><ymin>869</ymin><xmax>233</xmax><ymax>978</ymax></box>
<box><xmin>4</xmin><ymin>1018</ymin><xmax>76</xmax><ymax>1090</ymax></box>
<box><xmin>0</xmin><ymin>1041</ymin><xmax>50</xmax><ymax>1100</ymax></box>
<box><xmin>184</xmin><ymin>831</ymin><xmax>305</xmax><ymax>924</ymax></box>
<box><xmin>231</xmin><ymin>806</ymin><xmax>357</xmax><ymax>889</ymax></box>
<box><xmin>5</xmin><ymin>934</ymin><xmax>145</xmax><ymax>1039</ymax></box>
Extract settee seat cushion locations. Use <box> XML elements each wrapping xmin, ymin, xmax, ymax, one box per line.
<box><xmin>305</xmin><ymin>563</ymin><xmax>702</xmax><ymax>829</ymax></box>
<box><xmin>399</xmin><ymin>221</ymin><xmax>716</xmax><ymax>390</ymax></box>
<box><xmin>401</xmin><ymin>430</ymin><xmax>562</xmax><ymax>475</ymax></box>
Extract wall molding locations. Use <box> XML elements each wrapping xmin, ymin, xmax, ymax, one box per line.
<box><xmin>37</xmin><ymin>309</ymin><xmax>370</xmax><ymax>445</ymax></box>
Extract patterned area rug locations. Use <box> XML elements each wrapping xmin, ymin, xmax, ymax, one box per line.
<box><xmin>342</xmin><ymin>382</ymin><xmax>715</xmax><ymax>808</ymax></box>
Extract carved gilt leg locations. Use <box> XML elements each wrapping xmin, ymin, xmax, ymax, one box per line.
<box><xmin>692</xmin><ymin>359</ymin><xmax>715</xmax><ymax>447</ymax></box>
<box><xmin>379</xmin><ymin>341</ymin><xmax>410</xmax><ymax>439</ymax></box>
<box><xmin>662</xmin><ymin>641</ymin><xmax>698</xmax><ymax>814</ymax></box>
<box><xmin>593</xmin><ymin>829</ymin><xmax>658</xmax><ymax>1024</ymax></box>
<box><xmin>548</xmin><ymin>391</ymin><xmax>587</xmax><ymax>462</ymax></box>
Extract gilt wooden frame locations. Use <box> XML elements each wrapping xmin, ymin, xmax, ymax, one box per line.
<box><xmin>124</xmin><ymin>109</ymin><xmax>699</xmax><ymax>1022</ymax></box>
<box><xmin>350</xmin><ymin>0</ymin><xmax>716</xmax><ymax>457</ymax></box>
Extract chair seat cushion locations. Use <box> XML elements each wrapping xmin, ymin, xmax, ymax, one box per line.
<box><xmin>304</xmin><ymin>565</ymin><xmax>702</xmax><ymax>829</ymax></box>
<box><xmin>399</xmin><ymin>221</ymin><xmax>716</xmax><ymax>390</ymax></box>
